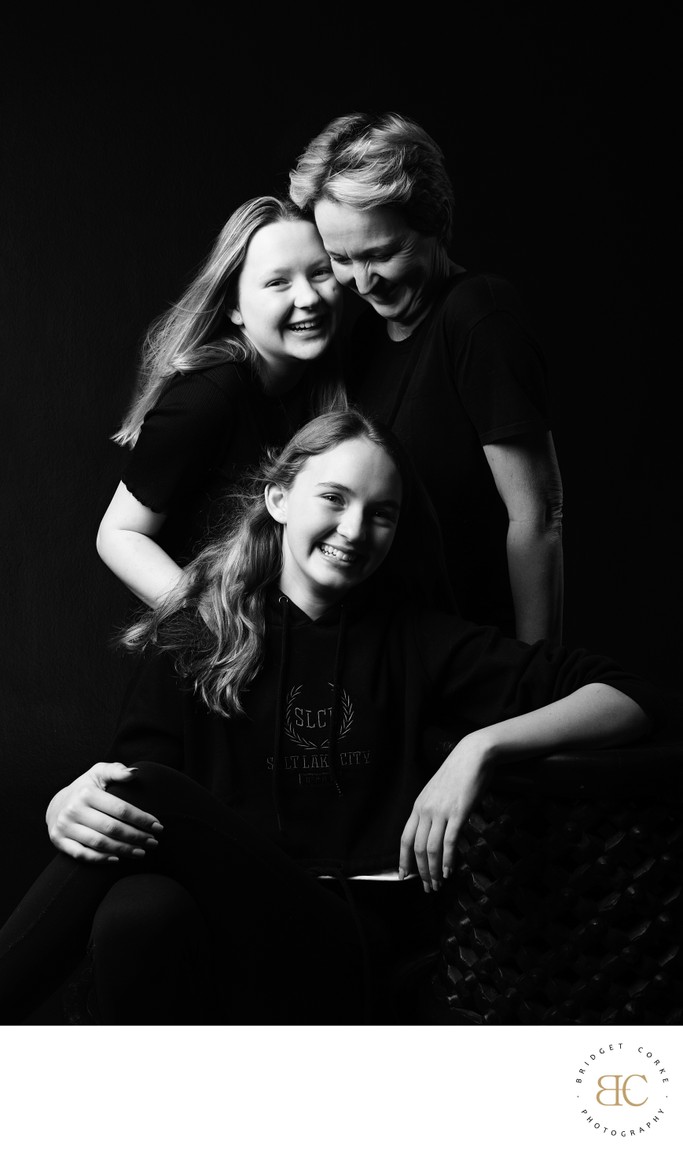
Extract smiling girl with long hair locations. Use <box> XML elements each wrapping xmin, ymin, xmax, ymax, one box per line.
<box><xmin>0</xmin><ymin>410</ymin><xmax>659</xmax><ymax>1024</ymax></box>
<box><xmin>96</xmin><ymin>195</ymin><xmax>346</xmax><ymax>609</ymax></box>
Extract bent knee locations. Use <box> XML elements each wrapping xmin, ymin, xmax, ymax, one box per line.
<box><xmin>92</xmin><ymin>874</ymin><xmax>204</xmax><ymax>949</ymax></box>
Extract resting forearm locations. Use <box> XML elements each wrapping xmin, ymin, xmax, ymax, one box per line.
<box><xmin>507</xmin><ymin>520</ymin><xmax>564</xmax><ymax>645</ymax></box>
<box><xmin>400</xmin><ymin>683</ymin><xmax>649</xmax><ymax>891</ymax></box>
<box><xmin>464</xmin><ymin>683</ymin><xmax>650</xmax><ymax>769</ymax></box>
<box><xmin>96</xmin><ymin>527</ymin><xmax>186</xmax><ymax>608</ymax></box>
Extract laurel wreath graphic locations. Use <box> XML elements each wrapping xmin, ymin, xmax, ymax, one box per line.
<box><xmin>284</xmin><ymin>683</ymin><xmax>354</xmax><ymax>751</ymax></box>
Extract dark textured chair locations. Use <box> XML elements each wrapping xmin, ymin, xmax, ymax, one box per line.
<box><xmin>22</xmin><ymin>733</ymin><xmax>683</xmax><ymax>1026</ymax></box>
<box><xmin>408</xmin><ymin>733</ymin><xmax>683</xmax><ymax>1025</ymax></box>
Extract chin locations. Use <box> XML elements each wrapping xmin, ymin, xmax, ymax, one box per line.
<box><xmin>294</xmin><ymin>338</ymin><xmax>331</xmax><ymax>359</ymax></box>
<box><xmin>373</xmin><ymin>299</ymin><xmax>406</xmax><ymax>319</ymax></box>
<box><xmin>317</xmin><ymin>573</ymin><xmax>361</xmax><ymax>598</ymax></box>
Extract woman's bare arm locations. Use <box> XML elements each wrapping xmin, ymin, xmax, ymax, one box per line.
<box><xmin>484</xmin><ymin>430</ymin><xmax>564</xmax><ymax>644</ymax></box>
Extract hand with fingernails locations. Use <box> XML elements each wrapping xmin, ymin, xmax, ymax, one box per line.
<box><xmin>399</xmin><ymin>734</ymin><xmax>488</xmax><ymax>893</ymax></box>
<box><xmin>46</xmin><ymin>762</ymin><xmax>163</xmax><ymax>864</ymax></box>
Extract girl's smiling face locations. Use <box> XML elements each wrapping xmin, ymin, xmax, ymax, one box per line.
<box><xmin>265</xmin><ymin>437</ymin><xmax>402</xmax><ymax>617</ymax></box>
<box><xmin>229</xmin><ymin>220</ymin><xmax>342</xmax><ymax>383</ymax></box>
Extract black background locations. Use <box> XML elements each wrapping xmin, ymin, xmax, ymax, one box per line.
<box><xmin>1</xmin><ymin>14</ymin><xmax>679</xmax><ymax>924</ymax></box>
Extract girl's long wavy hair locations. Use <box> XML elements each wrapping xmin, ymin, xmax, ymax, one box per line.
<box><xmin>114</xmin><ymin>196</ymin><xmax>346</xmax><ymax>446</ymax></box>
<box><xmin>121</xmin><ymin>410</ymin><xmax>418</xmax><ymax>719</ymax></box>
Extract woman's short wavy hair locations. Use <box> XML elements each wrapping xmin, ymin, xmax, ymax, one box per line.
<box><xmin>289</xmin><ymin>112</ymin><xmax>454</xmax><ymax>245</ymax></box>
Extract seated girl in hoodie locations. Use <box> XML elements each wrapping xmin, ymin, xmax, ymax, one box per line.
<box><xmin>0</xmin><ymin>410</ymin><xmax>660</xmax><ymax>1024</ymax></box>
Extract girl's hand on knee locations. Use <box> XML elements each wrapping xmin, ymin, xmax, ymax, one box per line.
<box><xmin>46</xmin><ymin>762</ymin><xmax>164</xmax><ymax>863</ymax></box>
<box><xmin>398</xmin><ymin>737</ymin><xmax>488</xmax><ymax>892</ymax></box>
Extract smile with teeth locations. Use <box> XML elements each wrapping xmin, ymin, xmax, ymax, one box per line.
<box><xmin>319</xmin><ymin>543</ymin><xmax>358</xmax><ymax>565</ymax></box>
<box><xmin>289</xmin><ymin>317</ymin><xmax>325</xmax><ymax>332</ymax></box>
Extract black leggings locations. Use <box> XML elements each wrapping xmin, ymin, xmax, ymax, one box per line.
<box><xmin>0</xmin><ymin>763</ymin><xmax>443</xmax><ymax>1024</ymax></box>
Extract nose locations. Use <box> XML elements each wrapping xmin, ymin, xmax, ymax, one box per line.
<box><xmin>352</xmin><ymin>262</ymin><xmax>377</xmax><ymax>296</ymax></box>
<box><xmin>337</xmin><ymin>505</ymin><xmax>366</xmax><ymax>544</ymax></box>
<box><xmin>292</xmin><ymin>276</ymin><xmax>320</xmax><ymax>309</ymax></box>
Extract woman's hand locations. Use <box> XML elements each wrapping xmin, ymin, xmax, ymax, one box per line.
<box><xmin>46</xmin><ymin>762</ymin><xmax>163</xmax><ymax>863</ymax></box>
<box><xmin>399</xmin><ymin>734</ymin><xmax>489</xmax><ymax>892</ymax></box>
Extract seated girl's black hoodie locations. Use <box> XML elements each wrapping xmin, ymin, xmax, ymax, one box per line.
<box><xmin>108</xmin><ymin>586</ymin><xmax>664</xmax><ymax>876</ymax></box>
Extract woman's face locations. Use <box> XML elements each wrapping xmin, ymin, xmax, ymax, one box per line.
<box><xmin>313</xmin><ymin>199</ymin><xmax>440</xmax><ymax>327</ymax></box>
<box><xmin>266</xmin><ymin>436</ymin><xmax>402</xmax><ymax>617</ymax></box>
<box><xmin>230</xmin><ymin>220</ymin><xmax>342</xmax><ymax>380</ymax></box>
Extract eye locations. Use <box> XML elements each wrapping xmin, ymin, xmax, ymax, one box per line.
<box><xmin>265</xmin><ymin>278</ymin><xmax>289</xmax><ymax>288</ymax></box>
<box><xmin>329</xmin><ymin>255</ymin><xmax>350</xmax><ymax>266</ymax></box>
<box><xmin>312</xmin><ymin>265</ymin><xmax>333</xmax><ymax>279</ymax></box>
<box><xmin>320</xmin><ymin>492</ymin><xmax>343</xmax><ymax>505</ymax></box>
<box><xmin>371</xmin><ymin>507</ymin><xmax>398</xmax><ymax>524</ymax></box>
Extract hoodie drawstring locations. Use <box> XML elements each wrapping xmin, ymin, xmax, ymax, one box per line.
<box><xmin>271</xmin><ymin>597</ymin><xmax>347</xmax><ymax>829</ymax></box>
<box><xmin>326</xmin><ymin>604</ymin><xmax>346</xmax><ymax>796</ymax></box>
<box><xmin>271</xmin><ymin>594</ymin><xmax>291</xmax><ymax>833</ymax></box>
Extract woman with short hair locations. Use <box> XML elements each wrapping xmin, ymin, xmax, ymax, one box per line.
<box><xmin>289</xmin><ymin>112</ymin><xmax>564</xmax><ymax>644</ymax></box>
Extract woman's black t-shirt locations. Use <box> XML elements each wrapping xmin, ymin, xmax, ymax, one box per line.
<box><xmin>346</xmin><ymin>272</ymin><xmax>550</xmax><ymax>632</ymax></box>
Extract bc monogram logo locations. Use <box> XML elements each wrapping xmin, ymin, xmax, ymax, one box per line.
<box><xmin>573</xmin><ymin>1042</ymin><xmax>673</xmax><ymax>1140</ymax></box>
<box><xmin>595</xmin><ymin>1074</ymin><xmax>648</xmax><ymax>1107</ymax></box>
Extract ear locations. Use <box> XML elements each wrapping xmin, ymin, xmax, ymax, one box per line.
<box><xmin>228</xmin><ymin>305</ymin><xmax>243</xmax><ymax>326</ymax></box>
<box><xmin>264</xmin><ymin>483</ymin><xmax>288</xmax><ymax>524</ymax></box>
